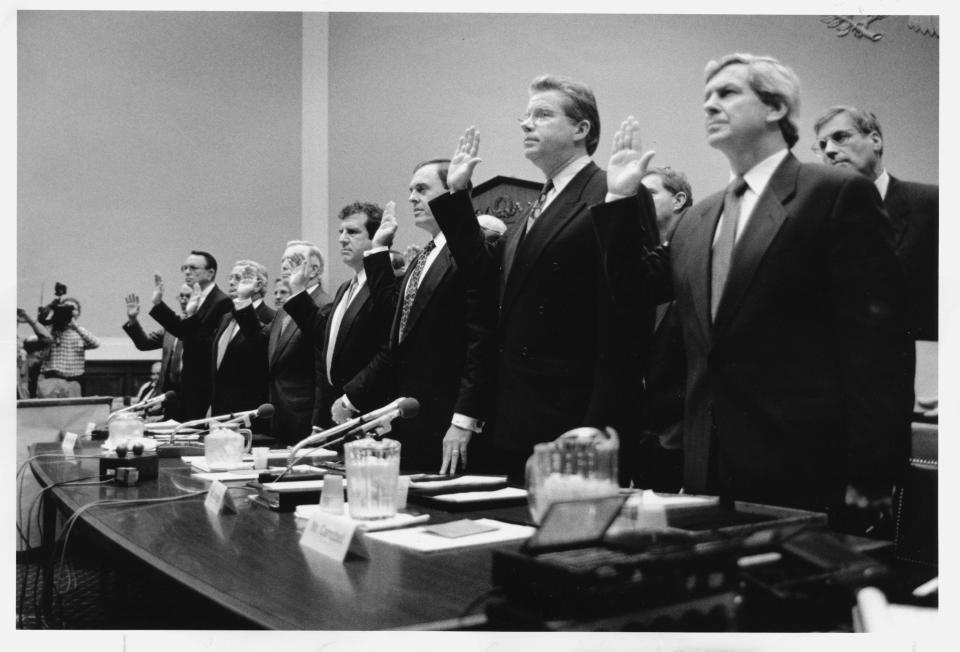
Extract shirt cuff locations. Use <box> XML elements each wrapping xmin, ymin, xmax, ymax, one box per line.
<box><xmin>340</xmin><ymin>394</ymin><xmax>357</xmax><ymax>412</ymax></box>
<box><xmin>451</xmin><ymin>413</ymin><xmax>484</xmax><ymax>433</ymax></box>
<box><xmin>364</xmin><ymin>246</ymin><xmax>389</xmax><ymax>257</ymax></box>
<box><xmin>233</xmin><ymin>298</ymin><xmax>253</xmax><ymax>309</ymax></box>
<box><xmin>605</xmin><ymin>192</ymin><xmax>628</xmax><ymax>203</ymax></box>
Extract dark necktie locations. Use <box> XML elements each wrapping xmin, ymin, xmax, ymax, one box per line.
<box><xmin>398</xmin><ymin>240</ymin><xmax>436</xmax><ymax>341</ymax></box>
<box><xmin>711</xmin><ymin>176</ymin><xmax>749</xmax><ymax>321</ymax></box>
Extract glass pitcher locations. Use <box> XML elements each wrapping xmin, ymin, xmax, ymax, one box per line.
<box><xmin>204</xmin><ymin>423</ymin><xmax>253</xmax><ymax>471</ymax></box>
<box><xmin>525</xmin><ymin>426</ymin><xmax>620</xmax><ymax>524</ymax></box>
<box><xmin>344</xmin><ymin>437</ymin><xmax>401</xmax><ymax>520</ymax></box>
<box><xmin>106</xmin><ymin>411</ymin><xmax>145</xmax><ymax>450</ymax></box>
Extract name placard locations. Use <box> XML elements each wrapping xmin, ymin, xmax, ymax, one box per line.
<box><xmin>299</xmin><ymin>510</ymin><xmax>358</xmax><ymax>562</ymax></box>
<box><xmin>61</xmin><ymin>431</ymin><xmax>79</xmax><ymax>453</ymax></box>
<box><xmin>204</xmin><ymin>480</ymin><xmax>238</xmax><ymax>515</ymax></box>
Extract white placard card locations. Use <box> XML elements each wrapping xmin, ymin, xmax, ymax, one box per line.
<box><xmin>299</xmin><ymin>510</ymin><xmax>358</xmax><ymax>562</ymax></box>
<box><xmin>204</xmin><ymin>480</ymin><xmax>238</xmax><ymax>515</ymax></box>
<box><xmin>61</xmin><ymin>431</ymin><xmax>79</xmax><ymax>452</ymax></box>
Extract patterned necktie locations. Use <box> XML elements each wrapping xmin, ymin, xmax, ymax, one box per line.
<box><xmin>398</xmin><ymin>240</ymin><xmax>436</xmax><ymax>341</ymax></box>
<box><xmin>526</xmin><ymin>179</ymin><xmax>554</xmax><ymax>230</ymax></box>
<box><xmin>711</xmin><ymin>176</ymin><xmax>749</xmax><ymax>321</ymax></box>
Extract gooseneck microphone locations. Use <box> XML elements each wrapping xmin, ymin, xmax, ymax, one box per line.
<box><xmin>276</xmin><ymin>397</ymin><xmax>420</xmax><ymax>482</ymax></box>
<box><xmin>110</xmin><ymin>391</ymin><xmax>177</xmax><ymax>418</ymax></box>
<box><xmin>174</xmin><ymin>403</ymin><xmax>275</xmax><ymax>432</ymax></box>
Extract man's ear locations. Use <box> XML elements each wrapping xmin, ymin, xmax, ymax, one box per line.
<box><xmin>764</xmin><ymin>100</ymin><xmax>788</xmax><ymax>125</ymax></box>
<box><xmin>573</xmin><ymin>119</ymin><xmax>591</xmax><ymax>144</ymax></box>
<box><xmin>869</xmin><ymin>131</ymin><xmax>883</xmax><ymax>155</ymax></box>
<box><xmin>672</xmin><ymin>191</ymin><xmax>688</xmax><ymax>212</ymax></box>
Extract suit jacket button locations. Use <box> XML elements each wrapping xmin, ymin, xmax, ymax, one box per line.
<box><xmin>520</xmin><ymin>346</ymin><xmax>529</xmax><ymax>358</ymax></box>
<box><xmin>552</xmin><ymin>262</ymin><xmax>560</xmax><ymax>272</ymax></box>
<box><xmin>537</xmin><ymin>305</ymin><xmax>545</xmax><ymax>315</ymax></box>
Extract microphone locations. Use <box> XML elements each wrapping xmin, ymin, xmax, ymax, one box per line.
<box><xmin>111</xmin><ymin>391</ymin><xmax>176</xmax><ymax>418</ymax></box>
<box><xmin>355</xmin><ymin>398</ymin><xmax>420</xmax><ymax>436</ymax></box>
<box><xmin>174</xmin><ymin>403</ymin><xmax>275</xmax><ymax>432</ymax></box>
<box><xmin>283</xmin><ymin>398</ymin><xmax>419</xmax><ymax>473</ymax></box>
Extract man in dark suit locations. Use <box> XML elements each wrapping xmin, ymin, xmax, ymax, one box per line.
<box><xmin>814</xmin><ymin>106</ymin><xmax>939</xmax><ymax>341</ymax></box>
<box><xmin>284</xmin><ymin>201</ymin><xmax>398</xmax><ymax>429</ymax></box>
<box><xmin>149</xmin><ymin>251</ymin><xmax>233</xmax><ymax>420</ymax></box>
<box><xmin>333</xmin><ymin>159</ymin><xmax>495</xmax><ymax>473</ymax></box>
<box><xmin>210</xmin><ymin>259</ymin><xmax>276</xmax><ymax>433</ymax></box>
<box><xmin>428</xmin><ymin>75</ymin><xmax>654</xmax><ymax>483</ymax></box>
<box><xmin>592</xmin><ymin>54</ymin><xmax>914</xmax><ymax>528</ymax></box>
<box><xmin>122</xmin><ymin>284</ymin><xmax>192</xmax><ymax>418</ymax></box>
<box><xmin>234</xmin><ymin>241</ymin><xmax>331</xmax><ymax>445</ymax></box>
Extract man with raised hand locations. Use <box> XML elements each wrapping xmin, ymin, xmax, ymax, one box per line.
<box><xmin>284</xmin><ymin>201</ymin><xmax>399</xmax><ymax>428</ymax></box>
<box><xmin>592</xmin><ymin>54</ymin><xmax>913</xmax><ymax>533</ymax></box>
<box><xmin>335</xmin><ymin>160</ymin><xmax>495</xmax><ymax>474</ymax></box>
<box><xmin>149</xmin><ymin>251</ymin><xmax>232</xmax><ymax>420</ymax></box>
<box><xmin>428</xmin><ymin>74</ymin><xmax>657</xmax><ymax>484</ymax></box>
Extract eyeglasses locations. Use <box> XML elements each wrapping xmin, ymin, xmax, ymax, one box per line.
<box><xmin>813</xmin><ymin>129</ymin><xmax>856</xmax><ymax>153</ymax></box>
<box><xmin>518</xmin><ymin>108</ymin><xmax>570</xmax><ymax>125</ymax></box>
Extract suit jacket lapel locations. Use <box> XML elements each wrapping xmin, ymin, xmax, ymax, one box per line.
<box><xmin>401</xmin><ymin>246</ymin><xmax>452</xmax><ymax>341</ymax></box>
<box><xmin>322</xmin><ymin>281</ymin><xmax>350</xmax><ymax>363</ymax></box>
<box><xmin>713</xmin><ymin>155</ymin><xmax>795</xmax><ymax>331</ymax></box>
<box><xmin>690</xmin><ymin>195</ymin><xmax>724</xmax><ymax>345</ymax></box>
<box><xmin>333</xmin><ymin>283</ymin><xmax>369</xmax><ymax>359</ymax></box>
<box><xmin>502</xmin><ymin>162</ymin><xmax>599</xmax><ymax>311</ymax></box>
<box><xmin>884</xmin><ymin>176</ymin><xmax>910</xmax><ymax>246</ymax></box>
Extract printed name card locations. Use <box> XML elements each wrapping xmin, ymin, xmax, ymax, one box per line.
<box><xmin>204</xmin><ymin>480</ymin><xmax>238</xmax><ymax>515</ymax></box>
<box><xmin>300</xmin><ymin>510</ymin><xmax>358</xmax><ymax>562</ymax></box>
<box><xmin>61</xmin><ymin>431</ymin><xmax>79</xmax><ymax>453</ymax></box>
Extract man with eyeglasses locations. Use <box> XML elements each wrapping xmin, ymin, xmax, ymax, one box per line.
<box><xmin>429</xmin><ymin>75</ymin><xmax>656</xmax><ymax>483</ymax></box>
<box><xmin>122</xmin><ymin>282</ymin><xmax>193</xmax><ymax>419</ymax></box>
<box><xmin>814</xmin><ymin>106</ymin><xmax>939</xmax><ymax>341</ymax></box>
<box><xmin>148</xmin><ymin>250</ymin><xmax>233</xmax><ymax>420</ymax></box>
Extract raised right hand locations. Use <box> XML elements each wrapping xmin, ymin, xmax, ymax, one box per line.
<box><xmin>289</xmin><ymin>255</ymin><xmax>309</xmax><ymax>294</ymax></box>
<box><xmin>607</xmin><ymin>116</ymin><xmax>656</xmax><ymax>197</ymax></box>
<box><xmin>125</xmin><ymin>293</ymin><xmax>141</xmax><ymax>320</ymax></box>
<box><xmin>151</xmin><ymin>274</ymin><xmax>164</xmax><ymax>306</ymax></box>
<box><xmin>372</xmin><ymin>201</ymin><xmax>398</xmax><ymax>248</ymax></box>
<box><xmin>447</xmin><ymin>126</ymin><xmax>481</xmax><ymax>192</ymax></box>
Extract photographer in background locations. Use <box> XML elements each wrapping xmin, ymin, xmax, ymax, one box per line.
<box><xmin>27</xmin><ymin>296</ymin><xmax>100</xmax><ymax>397</ymax></box>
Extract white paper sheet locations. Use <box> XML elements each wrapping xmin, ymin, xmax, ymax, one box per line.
<box><xmin>364</xmin><ymin>518</ymin><xmax>534</xmax><ymax>553</ymax></box>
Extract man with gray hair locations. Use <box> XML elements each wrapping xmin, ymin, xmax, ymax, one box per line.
<box><xmin>235</xmin><ymin>241</ymin><xmax>331</xmax><ymax>443</ymax></box>
<box><xmin>592</xmin><ymin>53</ymin><xmax>913</xmax><ymax>532</ymax></box>
<box><xmin>814</xmin><ymin>105</ymin><xmax>938</xmax><ymax>341</ymax></box>
<box><xmin>212</xmin><ymin>259</ymin><xmax>276</xmax><ymax>433</ymax></box>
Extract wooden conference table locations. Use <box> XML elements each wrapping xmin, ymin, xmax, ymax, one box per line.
<box><xmin>28</xmin><ymin>441</ymin><xmax>531</xmax><ymax>630</ymax></box>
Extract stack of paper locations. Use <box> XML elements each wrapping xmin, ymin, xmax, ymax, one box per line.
<box><xmin>364</xmin><ymin>518</ymin><xmax>534</xmax><ymax>553</ymax></box>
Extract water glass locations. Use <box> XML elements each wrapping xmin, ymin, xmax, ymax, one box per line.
<box><xmin>344</xmin><ymin>437</ymin><xmax>401</xmax><ymax>520</ymax></box>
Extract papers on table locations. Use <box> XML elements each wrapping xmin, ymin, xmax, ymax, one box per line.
<box><xmin>408</xmin><ymin>474</ymin><xmax>507</xmax><ymax>492</ymax></box>
<box><xmin>364</xmin><ymin>518</ymin><xmax>534</xmax><ymax>553</ymax></box>
<box><xmin>427</xmin><ymin>487</ymin><xmax>528</xmax><ymax>504</ymax></box>
<box><xmin>294</xmin><ymin>505</ymin><xmax>430</xmax><ymax>531</ymax></box>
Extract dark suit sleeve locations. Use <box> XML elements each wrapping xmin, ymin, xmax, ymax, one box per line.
<box><xmin>364</xmin><ymin>249</ymin><xmax>401</xmax><ymax>334</ymax></box>
<box><xmin>149</xmin><ymin>302</ymin><xmax>204</xmax><ymax>338</ymax></box>
<box><xmin>284</xmin><ymin>290</ymin><xmax>327</xmax><ymax>355</ymax></box>
<box><xmin>430</xmin><ymin>189</ymin><xmax>500</xmax><ymax>280</ymax></box>
<box><xmin>587</xmin><ymin>190</ymin><xmax>663</xmax><ymax>430</ymax></box>
<box><xmin>591</xmin><ymin>192</ymin><xmax>673</xmax><ymax>307</ymax></box>
<box><xmin>453</xmin><ymin>259</ymin><xmax>497</xmax><ymax>421</ymax></box>
<box><xmin>830</xmin><ymin>174</ymin><xmax>914</xmax><ymax>493</ymax></box>
<box><xmin>122</xmin><ymin>320</ymin><xmax>164</xmax><ymax>351</ymax></box>
<box><xmin>233</xmin><ymin>303</ymin><xmax>271</xmax><ymax>341</ymax></box>
<box><xmin>341</xmin><ymin>250</ymin><xmax>399</xmax><ymax>412</ymax></box>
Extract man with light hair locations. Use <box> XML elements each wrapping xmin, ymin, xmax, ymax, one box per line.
<box><xmin>814</xmin><ymin>105</ymin><xmax>938</xmax><ymax>341</ymax></box>
<box><xmin>235</xmin><ymin>241</ymin><xmax>331</xmax><ymax>443</ymax></box>
<box><xmin>430</xmin><ymin>74</ymin><xmax>655</xmax><ymax>483</ymax></box>
<box><xmin>592</xmin><ymin>53</ymin><xmax>913</xmax><ymax>533</ymax></box>
<box><xmin>212</xmin><ymin>259</ymin><xmax>276</xmax><ymax>432</ymax></box>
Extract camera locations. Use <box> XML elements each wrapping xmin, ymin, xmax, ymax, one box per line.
<box><xmin>50</xmin><ymin>304</ymin><xmax>75</xmax><ymax>330</ymax></box>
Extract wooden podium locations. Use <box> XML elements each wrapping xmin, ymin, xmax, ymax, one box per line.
<box><xmin>471</xmin><ymin>175</ymin><xmax>541</xmax><ymax>227</ymax></box>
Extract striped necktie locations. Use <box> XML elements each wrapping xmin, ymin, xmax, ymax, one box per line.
<box><xmin>526</xmin><ymin>179</ymin><xmax>554</xmax><ymax>230</ymax></box>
